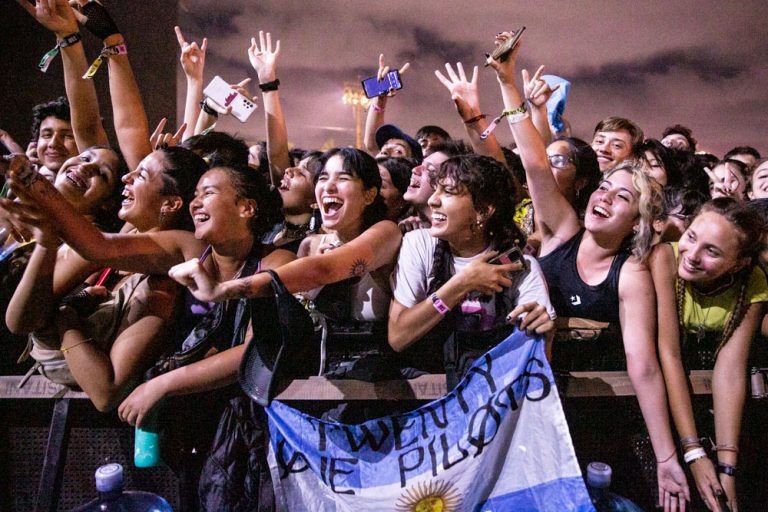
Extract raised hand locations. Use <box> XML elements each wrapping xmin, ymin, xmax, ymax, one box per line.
<box><xmin>376</xmin><ymin>53</ymin><xmax>410</xmax><ymax>97</ymax></box>
<box><xmin>149</xmin><ymin>118</ymin><xmax>186</xmax><ymax>150</ymax></box>
<box><xmin>248</xmin><ymin>30</ymin><xmax>280</xmax><ymax>83</ymax></box>
<box><xmin>434</xmin><ymin>62</ymin><xmax>481</xmax><ymax>121</ymax></box>
<box><xmin>175</xmin><ymin>25</ymin><xmax>207</xmax><ymax>82</ymax></box>
<box><xmin>486</xmin><ymin>31</ymin><xmax>524</xmax><ymax>85</ymax></box>
<box><xmin>16</xmin><ymin>0</ymin><xmax>78</xmax><ymax>36</ymax></box>
<box><xmin>523</xmin><ymin>65</ymin><xmax>560</xmax><ymax>108</ymax></box>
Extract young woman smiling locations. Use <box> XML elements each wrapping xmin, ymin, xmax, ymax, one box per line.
<box><xmin>650</xmin><ymin>198</ymin><xmax>767</xmax><ymax>511</ymax></box>
<box><xmin>486</xmin><ymin>31</ymin><xmax>688</xmax><ymax>510</ymax></box>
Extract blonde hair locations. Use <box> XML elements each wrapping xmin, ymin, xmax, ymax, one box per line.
<box><xmin>603</xmin><ymin>163</ymin><xmax>663</xmax><ymax>261</ymax></box>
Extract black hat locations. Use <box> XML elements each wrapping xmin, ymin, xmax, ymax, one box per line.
<box><xmin>375</xmin><ymin>124</ymin><xmax>423</xmax><ymax>163</ymax></box>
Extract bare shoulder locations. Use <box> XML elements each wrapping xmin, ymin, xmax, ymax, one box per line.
<box><xmin>618</xmin><ymin>255</ymin><xmax>653</xmax><ymax>298</ymax></box>
<box><xmin>262</xmin><ymin>247</ymin><xmax>297</xmax><ymax>270</ymax></box>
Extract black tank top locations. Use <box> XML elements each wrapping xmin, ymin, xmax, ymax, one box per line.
<box><xmin>538</xmin><ymin>228</ymin><xmax>629</xmax><ymax>326</ymax></box>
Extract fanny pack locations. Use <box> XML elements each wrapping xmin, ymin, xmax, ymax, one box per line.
<box><xmin>554</xmin><ymin>317</ymin><xmax>611</xmax><ymax>342</ymax></box>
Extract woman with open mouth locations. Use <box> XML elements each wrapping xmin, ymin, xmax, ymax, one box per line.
<box><xmin>164</xmin><ymin>147</ymin><xmax>403</xmax><ymax>422</ymax></box>
<box><xmin>650</xmin><ymin>198</ymin><xmax>767</xmax><ymax>511</ymax></box>
<box><xmin>486</xmin><ymin>31</ymin><xmax>688</xmax><ymax>510</ymax></box>
<box><xmin>387</xmin><ymin>154</ymin><xmax>555</xmax><ymax>385</ymax></box>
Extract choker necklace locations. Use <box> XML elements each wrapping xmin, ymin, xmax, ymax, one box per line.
<box><xmin>283</xmin><ymin>220</ymin><xmax>312</xmax><ymax>239</ymax></box>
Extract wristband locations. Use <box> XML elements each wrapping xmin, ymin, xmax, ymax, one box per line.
<box><xmin>83</xmin><ymin>42</ymin><xmax>128</xmax><ymax>79</ymax></box>
<box><xmin>716</xmin><ymin>463</ymin><xmax>737</xmax><ymax>476</ymax></box>
<box><xmin>713</xmin><ymin>444</ymin><xmax>739</xmax><ymax>453</ymax></box>
<box><xmin>200</xmin><ymin>99</ymin><xmax>219</xmax><ymax>118</ymax></box>
<box><xmin>479</xmin><ymin>102</ymin><xmax>526</xmax><ymax>140</ymax></box>
<box><xmin>38</xmin><ymin>32</ymin><xmax>82</xmax><ymax>73</ymax></box>
<box><xmin>258</xmin><ymin>79</ymin><xmax>280</xmax><ymax>92</ymax></box>
<box><xmin>464</xmin><ymin>114</ymin><xmax>486</xmax><ymax>124</ymax></box>
<box><xmin>683</xmin><ymin>447</ymin><xmax>707</xmax><ymax>464</ymax></box>
<box><xmin>431</xmin><ymin>293</ymin><xmax>450</xmax><ymax>316</ymax></box>
<box><xmin>657</xmin><ymin>449</ymin><xmax>677</xmax><ymax>464</ymax></box>
<box><xmin>372</xmin><ymin>103</ymin><xmax>385</xmax><ymax>113</ymax></box>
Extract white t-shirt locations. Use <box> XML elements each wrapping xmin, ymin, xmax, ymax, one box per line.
<box><xmin>391</xmin><ymin>229</ymin><xmax>555</xmax><ymax>328</ymax></box>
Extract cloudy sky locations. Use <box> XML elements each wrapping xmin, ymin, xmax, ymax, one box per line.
<box><xmin>176</xmin><ymin>1</ymin><xmax>768</xmax><ymax>156</ymax></box>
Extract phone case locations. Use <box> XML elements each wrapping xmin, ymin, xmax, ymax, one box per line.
<box><xmin>485</xmin><ymin>27</ymin><xmax>526</xmax><ymax>66</ymax></box>
<box><xmin>203</xmin><ymin>75</ymin><xmax>257</xmax><ymax>123</ymax></box>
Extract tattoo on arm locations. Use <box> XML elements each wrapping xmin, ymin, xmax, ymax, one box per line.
<box><xmin>349</xmin><ymin>258</ymin><xmax>369</xmax><ymax>279</ymax></box>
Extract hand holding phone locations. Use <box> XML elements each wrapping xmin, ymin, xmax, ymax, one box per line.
<box><xmin>488</xmin><ymin>246</ymin><xmax>527</xmax><ymax>270</ymax></box>
<box><xmin>484</xmin><ymin>27</ymin><xmax>526</xmax><ymax>67</ymax></box>
<box><xmin>362</xmin><ymin>70</ymin><xmax>403</xmax><ymax>99</ymax></box>
<box><xmin>203</xmin><ymin>76</ymin><xmax>257</xmax><ymax>123</ymax></box>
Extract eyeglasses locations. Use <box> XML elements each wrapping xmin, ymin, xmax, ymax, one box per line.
<box><xmin>547</xmin><ymin>154</ymin><xmax>573</xmax><ymax>169</ymax></box>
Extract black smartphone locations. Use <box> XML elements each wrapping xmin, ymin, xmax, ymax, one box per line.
<box><xmin>361</xmin><ymin>70</ymin><xmax>403</xmax><ymax>99</ymax></box>
<box><xmin>485</xmin><ymin>27</ymin><xmax>526</xmax><ymax>67</ymax></box>
<box><xmin>489</xmin><ymin>246</ymin><xmax>527</xmax><ymax>269</ymax></box>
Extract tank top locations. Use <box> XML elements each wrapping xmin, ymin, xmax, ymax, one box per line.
<box><xmin>538</xmin><ymin>228</ymin><xmax>629</xmax><ymax>325</ymax></box>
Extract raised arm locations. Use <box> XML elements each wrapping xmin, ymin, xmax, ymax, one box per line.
<box><xmin>362</xmin><ymin>54</ymin><xmax>410</xmax><ymax>155</ymax></box>
<box><xmin>618</xmin><ymin>259</ymin><xmax>690</xmax><ymax>508</ymax></box>
<box><xmin>18</xmin><ymin>0</ymin><xmax>109</xmax><ymax>151</ymax></box>
<box><xmin>650</xmin><ymin>243</ymin><xmax>723</xmax><ymax>510</ymax></box>
<box><xmin>175</xmin><ymin>26</ymin><xmax>207</xmax><ymax>142</ymax></box>
<box><xmin>169</xmin><ymin>220</ymin><xmax>403</xmax><ymax>302</ymax></box>
<box><xmin>5</xmin><ymin>167</ymin><xmax>190</xmax><ymax>274</ymax></box>
<box><xmin>248</xmin><ymin>31</ymin><xmax>291</xmax><ymax>183</ymax></box>
<box><xmin>57</xmin><ymin>275</ymin><xmax>178</xmax><ymax>412</ymax></box>
<box><xmin>486</xmin><ymin>35</ymin><xmax>580</xmax><ymax>252</ymax></box>
<box><xmin>78</xmin><ymin>0</ymin><xmax>152</xmax><ymax>169</ymax></box>
<box><xmin>434</xmin><ymin>62</ymin><xmax>504</xmax><ymax>162</ymax></box>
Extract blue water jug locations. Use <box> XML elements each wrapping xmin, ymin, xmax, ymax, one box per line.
<box><xmin>586</xmin><ymin>461</ymin><xmax>644</xmax><ymax>512</ymax></box>
<box><xmin>72</xmin><ymin>463</ymin><xmax>173</xmax><ymax>511</ymax></box>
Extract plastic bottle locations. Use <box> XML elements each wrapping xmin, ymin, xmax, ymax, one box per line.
<box><xmin>73</xmin><ymin>463</ymin><xmax>173</xmax><ymax>511</ymax></box>
<box><xmin>134</xmin><ymin>407</ymin><xmax>162</xmax><ymax>468</ymax></box>
<box><xmin>586</xmin><ymin>462</ymin><xmax>644</xmax><ymax>512</ymax></box>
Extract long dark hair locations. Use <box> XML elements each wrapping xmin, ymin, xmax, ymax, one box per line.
<box><xmin>554</xmin><ymin>136</ymin><xmax>600</xmax><ymax>212</ymax></box>
<box><xmin>427</xmin><ymin>155</ymin><xmax>526</xmax><ymax>294</ymax></box>
<box><xmin>314</xmin><ymin>147</ymin><xmax>387</xmax><ymax>229</ymax></box>
<box><xmin>157</xmin><ymin>146</ymin><xmax>209</xmax><ymax>231</ymax></box>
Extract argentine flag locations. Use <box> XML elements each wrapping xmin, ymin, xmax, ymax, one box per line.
<box><xmin>265</xmin><ymin>329</ymin><xmax>593</xmax><ymax>511</ymax></box>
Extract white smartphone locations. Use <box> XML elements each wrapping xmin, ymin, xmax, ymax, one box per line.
<box><xmin>203</xmin><ymin>76</ymin><xmax>257</xmax><ymax>123</ymax></box>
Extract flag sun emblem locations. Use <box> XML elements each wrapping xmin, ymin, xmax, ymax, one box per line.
<box><xmin>394</xmin><ymin>479</ymin><xmax>461</xmax><ymax>512</ymax></box>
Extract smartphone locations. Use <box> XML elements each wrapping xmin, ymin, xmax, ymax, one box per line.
<box><xmin>361</xmin><ymin>70</ymin><xmax>403</xmax><ymax>99</ymax></box>
<box><xmin>489</xmin><ymin>246</ymin><xmax>527</xmax><ymax>270</ymax></box>
<box><xmin>203</xmin><ymin>75</ymin><xmax>257</xmax><ymax>123</ymax></box>
<box><xmin>485</xmin><ymin>27</ymin><xmax>526</xmax><ymax>67</ymax></box>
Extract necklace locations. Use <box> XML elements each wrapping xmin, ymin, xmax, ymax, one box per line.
<box><xmin>211</xmin><ymin>254</ymin><xmax>247</xmax><ymax>282</ymax></box>
<box><xmin>688</xmin><ymin>284</ymin><xmax>715</xmax><ymax>344</ymax></box>
<box><xmin>283</xmin><ymin>219</ymin><xmax>312</xmax><ymax>240</ymax></box>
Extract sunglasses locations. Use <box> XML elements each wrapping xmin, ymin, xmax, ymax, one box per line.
<box><xmin>547</xmin><ymin>154</ymin><xmax>574</xmax><ymax>169</ymax></box>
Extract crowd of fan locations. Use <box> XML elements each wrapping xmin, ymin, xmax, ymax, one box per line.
<box><xmin>2</xmin><ymin>1</ymin><xmax>768</xmax><ymax>510</ymax></box>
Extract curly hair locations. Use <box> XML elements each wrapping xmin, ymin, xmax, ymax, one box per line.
<box><xmin>432</xmin><ymin>154</ymin><xmax>526</xmax><ymax>251</ymax></box>
<box><xmin>601</xmin><ymin>163</ymin><xmax>663</xmax><ymax>261</ymax></box>
<box><xmin>30</xmin><ymin>96</ymin><xmax>70</xmax><ymax>141</ymax></box>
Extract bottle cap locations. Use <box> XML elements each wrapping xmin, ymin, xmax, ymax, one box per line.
<box><xmin>95</xmin><ymin>463</ymin><xmax>124</xmax><ymax>492</ymax></box>
<box><xmin>586</xmin><ymin>461</ymin><xmax>612</xmax><ymax>489</ymax></box>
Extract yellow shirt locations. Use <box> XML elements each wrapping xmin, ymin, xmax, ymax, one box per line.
<box><xmin>672</xmin><ymin>243</ymin><xmax>768</xmax><ymax>332</ymax></box>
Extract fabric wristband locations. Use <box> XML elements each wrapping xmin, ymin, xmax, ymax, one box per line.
<box><xmin>716</xmin><ymin>463</ymin><xmax>737</xmax><ymax>476</ymax></box>
<box><xmin>480</xmin><ymin>102</ymin><xmax>526</xmax><ymax>140</ymax></box>
<box><xmin>39</xmin><ymin>32</ymin><xmax>82</xmax><ymax>73</ymax></box>
<box><xmin>431</xmin><ymin>293</ymin><xmax>450</xmax><ymax>316</ymax></box>
<box><xmin>83</xmin><ymin>43</ymin><xmax>128</xmax><ymax>79</ymax></box>
<box><xmin>683</xmin><ymin>447</ymin><xmax>707</xmax><ymax>464</ymax></box>
<box><xmin>258</xmin><ymin>79</ymin><xmax>280</xmax><ymax>92</ymax></box>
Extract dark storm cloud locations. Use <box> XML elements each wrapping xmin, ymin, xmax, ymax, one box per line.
<box><xmin>569</xmin><ymin>48</ymin><xmax>744</xmax><ymax>87</ymax></box>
